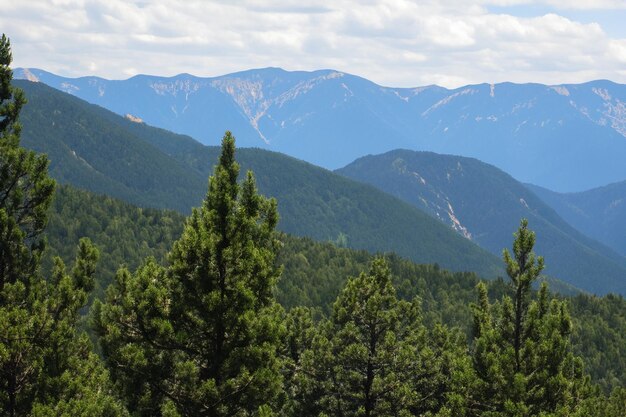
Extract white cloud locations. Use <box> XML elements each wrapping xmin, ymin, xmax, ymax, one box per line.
<box><xmin>1</xmin><ymin>0</ymin><xmax>625</xmax><ymax>87</ymax></box>
<box><xmin>609</xmin><ymin>40</ymin><xmax>626</xmax><ymax>63</ymax></box>
<box><xmin>476</xmin><ymin>0</ymin><xmax>626</xmax><ymax>9</ymax></box>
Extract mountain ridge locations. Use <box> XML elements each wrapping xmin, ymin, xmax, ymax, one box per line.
<box><xmin>16</xmin><ymin>67</ymin><xmax>626</xmax><ymax>192</ymax></box>
<box><xmin>17</xmin><ymin>79</ymin><xmax>626</xmax><ymax>294</ymax></box>
<box><xmin>336</xmin><ymin>149</ymin><xmax>626</xmax><ymax>295</ymax></box>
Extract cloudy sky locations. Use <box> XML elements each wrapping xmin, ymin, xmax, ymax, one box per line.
<box><xmin>2</xmin><ymin>0</ymin><xmax>626</xmax><ymax>88</ymax></box>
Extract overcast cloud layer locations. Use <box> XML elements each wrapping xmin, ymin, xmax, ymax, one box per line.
<box><xmin>2</xmin><ymin>0</ymin><xmax>626</xmax><ymax>88</ymax></box>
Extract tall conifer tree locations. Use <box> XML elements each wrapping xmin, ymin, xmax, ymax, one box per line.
<box><xmin>471</xmin><ymin>219</ymin><xmax>591</xmax><ymax>416</ymax></box>
<box><xmin>95</xmin><ymin>132</ymin><xmax>284</xmax><ymax>416</ymax></box>
<box><xmin>290</xmin><ymin>258</ymin><xmax>472</xmax><ymax>417</ymax></box>
<box><xmin>0</xmin><ymin>34</ymin><xmax>125</xmax><ymax>417</ymax></box>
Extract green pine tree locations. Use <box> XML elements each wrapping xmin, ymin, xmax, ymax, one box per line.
<box><xmin>291</xmin><ymin>258</ymin><xmax>471</xmax><ymax>417</ymax></box>
<box><xmin>471</xmin><ymin>219</ymin><xmax>592</xmax><ymax>416</ymax></box>
<box><xmin>94</xmin><ymin>132</ymin><xmax>285</xmax><ymax>416</ymax></box>
<box><xmin>0</xmin><ymin>34</ymin><xmax>125</xmax><ymax>417</ymax></box>
<box><xmin>0</xmin><ymin>34</ymin><xmax>55</xmax><ymax>297</ymax></box>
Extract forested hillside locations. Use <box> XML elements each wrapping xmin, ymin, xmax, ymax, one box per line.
<box><xmin>45</xmin><ymin>186</ymin><xmax>185</xmax><ymax>297</ymax></box>
<box><xmin>46</xmin><ymin>184</ymin><xmax>626</xmax><ymax>394</ymax></box>
<box><xmin>17</xmin><ymin>80</ymin><xmax>205</xmax><ymax>213</ymax></box>
<box><xmin>337</xmin><ymin>149</ymin><xmax>626</xmax><ymax>295</ymax></box>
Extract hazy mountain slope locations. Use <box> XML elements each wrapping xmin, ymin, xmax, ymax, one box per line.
<box><xmin>337</xmin><ymin>150</ymin><xmax>626</xmax><ymax>295</ymax></box>
<box><xmin>527</xmin><ymin>182</ymin><xmax>626</xmax><ymax>257</ymax></box>
<box><xmin>17</xmin><ymin>80</ymin><xmax>502</xmax><ymax>277</ymax></box>
<box><xmin>16</xmin><ymin>68</ymin><xmax>626</xmax><ymax>192</ymax></box>
<box><xmin>408</xmin><ymin>81</ymin><xmax>626</xmax><ymax>192</ymax></box>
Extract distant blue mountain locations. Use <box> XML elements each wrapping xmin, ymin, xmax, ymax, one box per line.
<box><xmin>527</xmin><ymin>181</ymin><xmax>626</xmax><ymax>258</ymax></box>
<box><xmin>16</xmin><ymin>67</ymin><xmax>626</xmax><ymax>192</ymax></box>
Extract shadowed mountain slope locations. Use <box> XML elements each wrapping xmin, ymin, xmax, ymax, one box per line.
<box><xmin>337</xmin><ymin>149</ymin><xmax>626</xmax><ymax>295</ymax></box>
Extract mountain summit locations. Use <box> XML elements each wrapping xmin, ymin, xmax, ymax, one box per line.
<box><xmin>16</xmin><ymin>68</ymin><xmax>626</xmax><ymax>192</ymax></box>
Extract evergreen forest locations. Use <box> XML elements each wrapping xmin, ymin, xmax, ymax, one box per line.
<box><xmin>1</xmin><ymin>34</ymin><xmax>625</xmax><ymax>417</ymax></box>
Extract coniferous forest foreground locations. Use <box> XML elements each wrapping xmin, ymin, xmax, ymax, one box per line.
<box><xmin>1</xmin><ymin>35</ymin><xmax>626</xmax><ymax>416</ymax></box>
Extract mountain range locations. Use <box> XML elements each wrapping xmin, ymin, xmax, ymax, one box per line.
<box><xmin>15</xmin><ymin>79</ymin><xmax>626</xmax><ymax>295</ymax></box>
<box><xmin>16</xmin><ymin>79</ymin><xmax>502</xmax><ymax>279</ymax></box>
<box><xmin>15</xmin><ymin>67</ymin><xmax>626</xmax><ymax>192</ymax></box>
